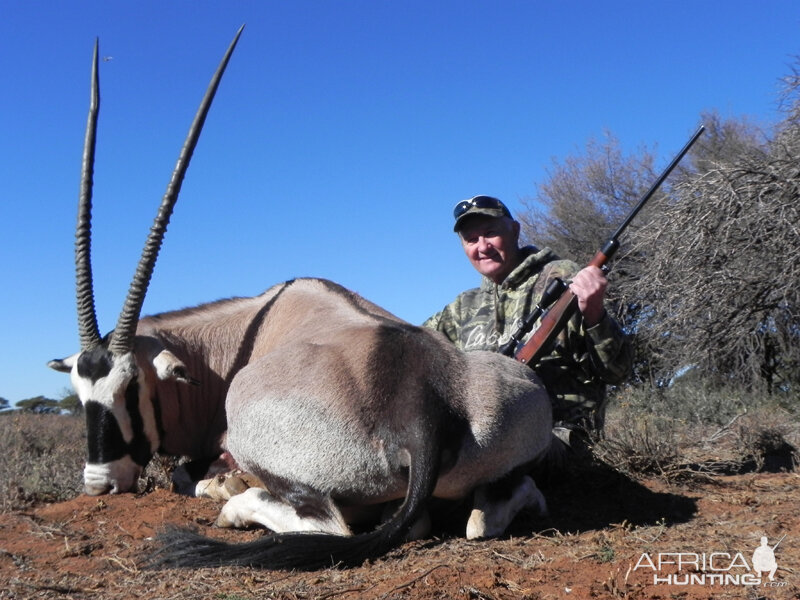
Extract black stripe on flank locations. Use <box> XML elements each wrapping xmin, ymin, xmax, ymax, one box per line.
<box><xmin>368</xmin><ymin>323</ymin><xmax>468</xmax><ymax>473</ymax></box>
<box><xmin>226</xmin><ymin>280</ymin><xmax>296</xmax><ymax>383</ymax></box>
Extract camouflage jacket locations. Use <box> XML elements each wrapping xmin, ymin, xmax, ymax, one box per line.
<box><xmin>423</xmin><ymin>246</ymin><xmax>633</xmax><ymax>431</ymax></box>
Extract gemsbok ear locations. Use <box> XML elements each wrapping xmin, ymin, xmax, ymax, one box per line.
<box><xmin>152</xmin><ymin>350</ymin><xmax>200</xmax><ymax>386</ymax></box>
<box><xmin>48</xmin><ymin>354</ymin><xmax>78</xmax><ymax>373</ymax></box>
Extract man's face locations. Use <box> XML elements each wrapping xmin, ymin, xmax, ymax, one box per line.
<box><xmin>458</xmin><ymin>216</ymin><xmax>521</xmax><ymax>284</ymax></box>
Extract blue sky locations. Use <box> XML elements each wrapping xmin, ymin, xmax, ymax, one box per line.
<box><xmin>2</xmin><ymin>1</ymin><xmax>799</xmax><ymax>404</ymax></box>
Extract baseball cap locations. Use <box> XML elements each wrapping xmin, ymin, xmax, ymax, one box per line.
<box><xmin>452</xmin><ymin>195</ymin><xmax>512</xmax><ymax>232</ymax></box>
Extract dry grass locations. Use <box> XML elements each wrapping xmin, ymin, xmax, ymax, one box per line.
<box><xmin>0</xmin><ymin>412</ymin><xmax>178</xmax><ymax>513</ymax></box>
<box><xmin>0</xmin><ymin>412</ymin><xmax>85</xmax><ymax>511</ymax></box>
<box><xmin>592</xmin><ymin>415</ymin><xmax>680</xmax><ymax>479</ymax></box>
<box><xmin>3</xmin><ymin>381</ymin><xmax>798</xmax><ymax>512</ymax></box>
<box><xmin>595</xmin><ymin>384</ymin><xmax>800</xmax><ymax>482</ymax></box>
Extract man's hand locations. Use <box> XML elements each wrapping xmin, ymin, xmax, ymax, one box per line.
<box><xmin>569</xmin><ymin>266</ymin><xmax>607</xmax><ymax>327</ymax></box>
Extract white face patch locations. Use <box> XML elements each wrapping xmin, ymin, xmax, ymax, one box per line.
<box><xmin>71</xmin><ymin>352</ymin><xmax>137</xmax><ymax>407</ymax></box>
<box><xmin>71</xmin><ymin>350</ymin><xmax>160</xmax><ymax>491</ymax></box>
<box><xmin>69</xmin><ymin>362</ymin><xmax>94</xmax><ymax>407</ymax></box>
<box><xmin>72</xmin><ymin>352</ymin><xmax>138</xmax><ymax>443</ymax></box>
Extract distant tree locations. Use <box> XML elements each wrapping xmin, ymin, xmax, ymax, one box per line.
<box><xmin>629</xmin><ymin>104</ymin><xmax>798</xmax><ymax>391</ymax></box>
<box><xmin>519</xmin><ymin>79</ymin><xmax>800</xmax><ymax>392</ymax></box>
<box><xmin>59</xmin><ymin>393</ymin><xmax>82</xmax><ymax>415</ymax></box>
<box><xmin>0</xmin><ymin>397</ymin><xmax>10</xmax><ymax>411</ymax></box>
<box><xmin>17</xmin><ymin>396</ymin><xmax>61</xmax><ymax>414</ymax></box>
<box><xmin>778</xmin><ymin>54</ymin><xmax>800</xmax><ymax>128</ymax></box>
<box><xmin>518</xmin><ymin>131</ymin><xmax>658</xmax><ymax>264</ymax></box>
<box><xmin>517</xmin><ymin>132</ymin><xmax>660</xmax><ymax>380</ymax></box>
<box><xmin>686</xmin><ymin>110</ymin><xmax>768</xmax><ymax>175</ymax></box>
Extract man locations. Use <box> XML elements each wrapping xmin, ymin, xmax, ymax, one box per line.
<box><xmin>424</xmin><ymin>195</ymin><xmax>632</xmax><ymax>445</ymax></box>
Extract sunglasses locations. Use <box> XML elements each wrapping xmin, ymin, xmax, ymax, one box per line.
<box><xmin>452</xmin><ymin>196</ymin><xmax>511</xmax><ymax>220</ymax></box>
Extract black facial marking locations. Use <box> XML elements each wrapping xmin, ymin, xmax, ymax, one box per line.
<box><xmin>83</xmin><ymin>379</ymin><xmax>154</xmax><ymax>468</ymax></box>
<box><xmin>77</xmin><ymin>346</ymin><xmax>113</xmax><ymax>382</ymax></box>
<box><xmin>85</xmin><ymin>401</ymin><xmax>127</xmax><ymax>464</ymax></box>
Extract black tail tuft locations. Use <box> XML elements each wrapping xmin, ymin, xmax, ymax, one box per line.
<box><xmin>147</xmin><ymin>416</ymin><xmax>443</xmax><ymax>571</ymax></box>
<box><xmin>147</xmin><ymin>525</ymin><xmax>243</xmax><ymax>568</ymax></box>
<box><xmin>146</xmin><ymin>396</ymin><xmax>450</xmax><ymax>571</ymax></box>
<box><xmin>148</xmin><ymin>524</ymin><xmax>390</xmax><ymax>570</ymax></box>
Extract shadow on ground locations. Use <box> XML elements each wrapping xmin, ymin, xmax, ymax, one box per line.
<box><xmin>424</xmin><ymin>459</ymin><xmax>698</xmax><ymax>541</ymax></box>
<box><xmin>528</xmin><ymin>461</ymin><xmax>697</xmax><ymax>534</ymax></box>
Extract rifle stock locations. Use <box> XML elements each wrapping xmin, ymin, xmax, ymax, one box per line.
<box><xmin>514</xmin><ymin>248</ymin><xmax>609</xmax><ymax>365</ymax></box>
<box><xmin>515</xmin><ymin>290</ymin><xmax>578</xmax><ymax>365</ymax></box>
<box><xmin>512</xmin><ymin>125</ymin><xmax>705</xmax><ymax>367</ymax></box>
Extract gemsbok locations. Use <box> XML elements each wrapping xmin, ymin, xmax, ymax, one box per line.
<box><xmin>48</xmin><ymin>27</ymin><xmax>554</xmax><ymax>570</ymax></box>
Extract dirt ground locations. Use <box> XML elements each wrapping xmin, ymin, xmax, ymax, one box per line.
<box><xmin>1</xmin><ymin>461</ymin><xmax>797</xmax><ymax>600</ymax></box>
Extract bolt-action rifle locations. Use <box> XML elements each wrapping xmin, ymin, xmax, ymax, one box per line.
<box><xmin>499</xmin><ymin>125</ymin><xmax>706</xmax><ymax>366</ymax></box>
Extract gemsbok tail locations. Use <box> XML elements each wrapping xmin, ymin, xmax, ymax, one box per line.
<box><xmin>149</xmin><ymin>424</ymin><xmax>443</xmax><ymax>570</ymax></box>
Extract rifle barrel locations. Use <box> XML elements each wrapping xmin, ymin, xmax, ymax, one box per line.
<box><xmin>772</xmin><ymin>533</ymin><xmax>787</xmax><ymax>551</ymax></box>
<box><xmin>609</xmin><ymin>125</ymin><xmax>705</xmax><ymax>243</ymax></box>
<box><xmin>513</xmin><ymin>124</ymin><xmax>706</xmax><ymax>367</ymax></box>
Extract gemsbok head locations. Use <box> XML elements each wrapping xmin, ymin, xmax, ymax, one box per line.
<box><xmin>48</xmin><ymin>27</ymin><xmax>243</xmax><ymax>495</ymax></box>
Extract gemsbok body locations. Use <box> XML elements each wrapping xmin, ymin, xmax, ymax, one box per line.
<box><xmin>49</xmin><ymin>27</ymin><xmax>554</xmax><ymax>570</ymax></box>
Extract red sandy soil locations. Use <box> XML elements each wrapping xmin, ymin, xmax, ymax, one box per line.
<box><xmin>1</xmin><ymin>463</ymin><xmax>798</xmax><ymax>600</ymax></box>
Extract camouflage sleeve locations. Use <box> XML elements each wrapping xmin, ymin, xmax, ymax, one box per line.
<box><xmin>422</xmin><ymin>310</ymin><xmax>443</xmax><ymax>331</ymax></box>
<box><xmin>422</xmin><ymin>304</ymin><xmax>458</xmax><ymax>345</ymax></box>
<box><xmin>422</xmin><ymin>292</ymin><xmax>475</xmax><ymax>349</ymax></box>
<box><xmin>580</xmin><ymin>311</ymin><xmax>633</xmax><ymax>384</ymax></box>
